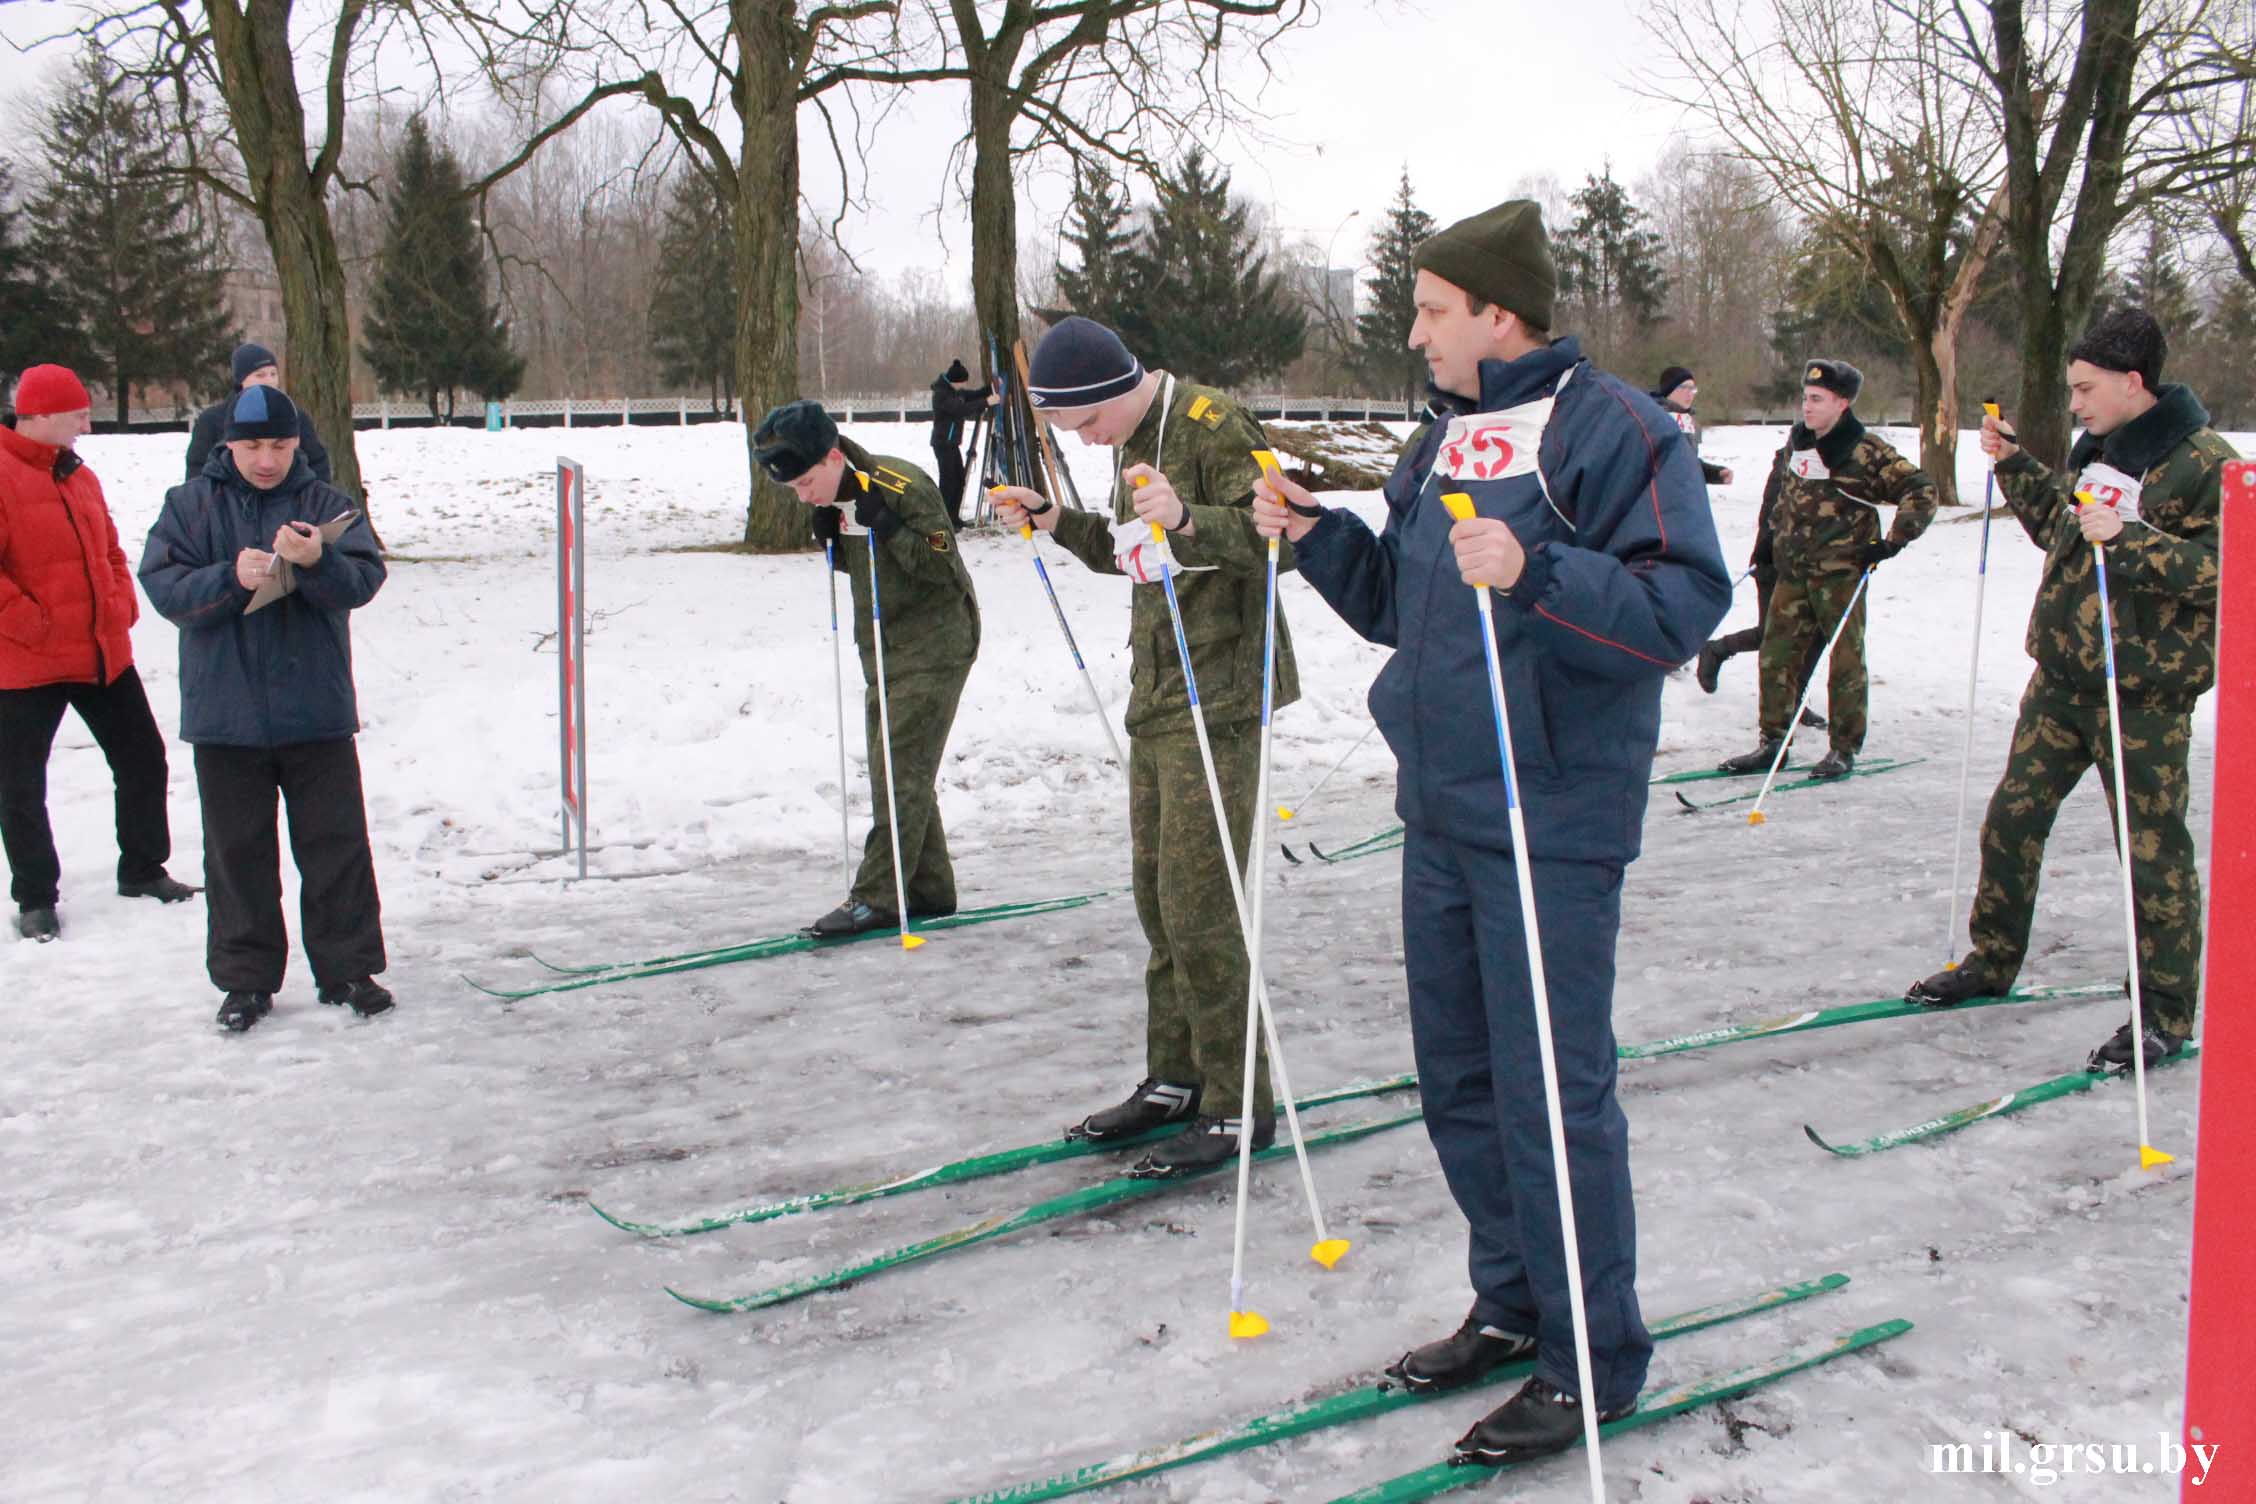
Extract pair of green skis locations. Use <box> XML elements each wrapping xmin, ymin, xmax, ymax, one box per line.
<box><xmin>951</xmin><ymin>1271</ymin><xmax>1908</xmax><ymax>1502</ymax></box>
<box><xmin>614</xmin><ymin>981</ymin><xmax>2126</xmax><ymax>1315</ymax></box>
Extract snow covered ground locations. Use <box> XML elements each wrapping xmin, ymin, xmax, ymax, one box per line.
<box><xmin>3</xmin><ymin>417</ymin><xmax>2244</xmax><ymax>1502</ymax></box>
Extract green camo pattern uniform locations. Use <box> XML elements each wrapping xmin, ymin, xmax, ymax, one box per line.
<box><xmin>1756</xmin><ymin>413</ymin><xmax>1937</xmax><ymax>754</ymax></box>
<box><xmin>1049</xmin><ymin>380</ymin><xmax>1299</xmax><ymax>1118</ymax></box>
<box><xmin>832</xmin><ymin>438</ymin><xmax>981</xmax><ymax>916</ymax></box>
<box><xmin>1963</xmin><ymin>385</ymin><xmax>2237</xmax><ymax>1035</ymax></box>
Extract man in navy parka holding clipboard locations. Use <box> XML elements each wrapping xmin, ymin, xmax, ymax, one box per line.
<box><xmin>1254</xmin><ymin>200</ymin><xmax>1729</xmax><ymax>1463</ymax></box>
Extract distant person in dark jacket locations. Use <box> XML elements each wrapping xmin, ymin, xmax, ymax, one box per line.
<box><xmin>1651</xmin><ymin>366</ymin><xmax>1731</xmax><ymax>486</ymax></box>
<box><xmin>183</xmin><ymin>342</ymin><xmax>333</xmax><ymax>485</ymax></box>
<box><xmin>1</xmin><ymin>364</ymin><xmax>198</xmax><ymax>942</ymax></box>
<box><xmin>141</xmin><ymin>386</ymin><xmax>389</xmax><ymax>1034</ymax></box>
<box><xmin>929</xmin><ymin>359</ymin><xmax>991</xmax><ymax>527</ymax></box>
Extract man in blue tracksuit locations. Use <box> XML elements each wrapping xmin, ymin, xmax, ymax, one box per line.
<box><xmin>1255</xmin><ymin>200</ymin><xmax>1730</xmax><ymax>1465</ymax></box>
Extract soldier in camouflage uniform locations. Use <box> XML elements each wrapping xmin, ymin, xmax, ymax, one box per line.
<box><xmin>1908</xmin><ymin>308</ymin><xmax>2237</xmax><ymax>1070</ymax></box>
<box><xmin>752</xmin><ymin>401</ymin><xmax>982</xmax><ymax>939</ymax></box>
<box><xmin>989</xmin><ymin>315</ymin><xmax>1295</xmax><ymax>1177</ymax></box>
<box><xmin>1718</xmin><ymin>359</ymin><xmax>1937</xmax><ymax>779</ymax></box>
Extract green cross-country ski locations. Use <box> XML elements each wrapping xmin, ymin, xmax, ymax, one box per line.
<box><xmin>1621</xmin><ymin>981</ymin><xmax>2116</xmax><ymax>1059</ymax></box>
<box><xmin>1804</xmin><ymin>1043</ymin><xmax>2201</xmax><ymax>1156</ymax></box>
<box><xmin>663</xmin><ymin>1110</ymin><xmax>1422</xmax><ymax>1313</ymax></box>
<box><xmin>1673</xmin><ymin>756</ymin><xmax>1925</xmax><ymax>812</ymax></box>
<box><xmin>949</xmin><ymin>1272</ymin><xmax>1851</xmax><ymax>1503</ymax></box>
<box><xmin>1327</xmin><ymin>1319</ymin><xmax>1915</xmax><ymax>1502</ymax></box>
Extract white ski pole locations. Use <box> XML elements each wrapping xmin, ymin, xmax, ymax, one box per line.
<box><xmin>1943</xmin><ymin>401</ymin><xmax>2001</xmax><ymax>962</ymax></box>
<box><xmin>861</xmin><ymin>482</ymin><xmax>923</xmax><ymax>952</ymax></box>
<box><xmin>1746</xmin><ymin>566</ymin><xmax>1875</xmax><ymax>826</ymax></box>
<box><xmin>1277</xmin><ymin>721</ymin><xmax>1377</xmax><ymax>824</ymax></box>
<box><xmin>825</xmin><ymin>536</ymin><xmax>853</xmax><ymax>887</ymax></box>
<box><xmin>1440</xmin><ymin>492</ymin><xmax>1606</xmax><ymax>1503</ymax></box>
<box><xmin>1004</xmin><ymin>491</ymin><xmax>1128</xmax><ymax>772</ymax></box>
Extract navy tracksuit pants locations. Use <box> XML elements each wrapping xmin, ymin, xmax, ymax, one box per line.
<box><xmin>1401</xmin><ymin>825</ymin><xmax>1652</xmax><ymax>1413</ymax></box>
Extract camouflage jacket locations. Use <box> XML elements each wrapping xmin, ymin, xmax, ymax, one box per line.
<box><xmin>830</xmin><ymin>438</ymin><xmax>981</xmax><ymax>680</ymax></box>
<box><xmin>1050</xmin><ymin>378</ymin><xmax>1300</xmax><ymax>736</ymax></box>
<box><xmin>1763</xmin><ymin>414</ymin><xmax>1937</xmax><ymax>578</ymax></box>
<box><xmin>1994</xmin><ymin>384</ymin><xmax>2236</xmax><ymax>710</ymax></box>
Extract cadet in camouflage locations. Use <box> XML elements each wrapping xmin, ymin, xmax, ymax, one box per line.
<box><xmin>990</xmin><ymin>315</ymin><xmax>1295</xmax><ymax>1177</ymax></box>
<box><xmin>752</xmin><ymin>401</ymin><xmax>981</xmax><ymax>938</ymax></box>
<box><xmin>1721</xmin><ymin>358</ymin><xmax>1936</xmax><ymax>778</ymax></box>
<box><xmin>1908</xmin><ymin>308</ymin><xmax>2237</xmax><ymax>1068</ymax></box>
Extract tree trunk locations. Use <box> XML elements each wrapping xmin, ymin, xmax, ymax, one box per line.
<box><xmin>204</xmin><ymin>0</ymin><xmax>367</xmax><ymax>507</ymax></box>
<box><xmin>966</xmin><ymin>69</ymin><xmax>1021</xmax><ymax>383</ymax></box>
<box><xmin>1904</xmin><ymin>314</ymin><xmax>1960</xmax><ymax>509</ymax></box>
<box><xmin>733</xmin><ymin>2</ymin><xmax>808</xmax><ymax>550</ymax></box>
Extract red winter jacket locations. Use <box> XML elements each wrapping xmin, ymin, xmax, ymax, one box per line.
<box><xmin>0</xmin><ymin>425</ymin><xmax>138</xmax><ymax>690</ymax></box>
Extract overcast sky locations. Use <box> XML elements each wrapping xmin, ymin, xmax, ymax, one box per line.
<box><xmin>0</xmin><ymin>0</ymin><xmax>1706</xmax><ymax>287</ymax></box>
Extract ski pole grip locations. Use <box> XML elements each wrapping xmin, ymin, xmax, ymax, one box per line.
<box><xmin>1441</xmin><ymin>492</ymin><xmax>1476</xmax><ymax>522</ymax></box>
<box><xmin>1981</xmin><ymin>400</ymin><xmax>2000</xmax><ymax>419</ymax></box>
<box><xmin>1132</xmin><ymin>475</ymin><xmax>1163</xmax><ymax>543</ymax></box>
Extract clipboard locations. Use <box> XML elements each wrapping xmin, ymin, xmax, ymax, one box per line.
<box><xmin>245</xmin><ymin>510</ymin><xmax>360</xmax><ymax>614</ymax></box>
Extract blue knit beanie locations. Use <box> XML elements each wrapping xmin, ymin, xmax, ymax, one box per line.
<box><xmin>1026</xmin><ymin>316</ymin><xmax>1144</xmax><ymax>411</ymax></box>
<box><xmin>226</xmin><ymin>384</ymin><xmax>300</xmax><ymax>441</ymax></box>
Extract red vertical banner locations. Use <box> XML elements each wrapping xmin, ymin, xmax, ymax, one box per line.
<box><xmin>2184</xmin><ymin>459</ymin><xmax>2254</xmax><ymax>1499</ymax></box>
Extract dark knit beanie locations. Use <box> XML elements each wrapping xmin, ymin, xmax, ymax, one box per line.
<box><xmin>225</xmin><ymin>384</ymin><xmax>300</xmax><ymax>441</ymax></box>
<box><xmin>1413</xmin><ymin>200</ymin><xmax>1556</xmax><ymax>332</ymax></box>
<box><xmin>2068</xmin><ymin>307</ymin><xmax>2167</xmax><ymax>391</ymax></box>
<box><xmin>1653</xmin><ymin>366</ymin><xmax>1696</xmax><ymax>400</ymax></box>
<box><xmin>752</xmin><ymin>399</ymin><xmax>839</xmax><ymax>483</ymax></box>
<box><xmin>943</xmin><ymin>358</ymin><xmax>970</xmax><ymax>385</ymax></box>
<box><xmin>1026</xmin><ymin>316</ymin><xmax>1144</xmax><ymax>410</ymax></box>
<box><xmin>231</xmin><ymin>342</ymin><xmax>279</xmax><ymax>388</ymax></box>
<box><xmin>1801</xmin><ymin>359</ymin><xmax>1863</xmax><ymax>403</ymax></box>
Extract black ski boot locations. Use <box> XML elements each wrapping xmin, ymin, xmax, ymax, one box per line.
<box><xmin>15</xmin><ymin>906</ymin><xmax>59</xmax><ymax>942</ymax></box>
<box><xmin>1452</xmin><ymin>1376</ymin><xmax>1635</xmax><ymax>1466</ymax></box>
<box><xmin>216</xmin><ymin>991</ymin><xmax>273</xmax><ymax>1033</ymax></box>
<box><xmin>1906</xmin><ymin>962</ymin><xmax>2008</xmax><ymax>1008</ymax></box>
<box><xmin>2088</xmin><ymin>1021</ymin><xmax>2189</xmax><ymax>1074</ymax></box>
<box><xmin>1384</xmin><ymin>1310</ymin><xmax>1539</xmax><ymax>1393</ymax></box>
<box><xmin>1716</xmin><ymin>739</ymin><xmax>1782</xmax><ymax>775</ymax></box>
<box><xmin>805</xmin><ymin>897</ymin><xmax>898</xmax><ymax>939</ymax></box>
<box><xmin>119</xmin><ymin>873</ymin><xmax>200</xmax><ymax>903</ymax></box>
<box><xmin>319</xmin><ymin>979</ymin><xmax>395</xmax><ymax>1018</ymax></box>
<box><xmin>1694</xmin><ymin>643</ymin><xmax>1724</xmax><ymax>694</ymax></box>
<box><xmin>1065</xmin><ymin>1078</ymin><xmax>1201</xmax><ymax>1143</ymax></box>
<box><xmin>1809</xmin><ymin>748</ymin><xmax>1856</xmax><ymax>780</ymax></box>
<box><xmin>1127</xmin><ymin>1111</ymin><xmax>1276</xmax><ymax>1177</ymax></box>
<box><xmin>1798</xmin><ymin>707</ymin><xmax>1828</xmax><ymax>730</ymax></box>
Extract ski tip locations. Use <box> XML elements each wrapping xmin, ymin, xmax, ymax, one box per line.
<box><xmin>1673</xmin><ymin>791</ymin><xmax>1699</xmax><ymax>814</ymax></box>
<box><xmin>1278</xmin><ymin>844</ymin><xmax>1301</xmax><ymax>866</ymax></box>
<box><xmin>2141</xmin><ymin>1144</ymin><xmax>2176</xmax><ymax>1170</ymax></box>
<box><xmin>1310</xmin><ymin>1238</ymin><xmax>1351</xmax><ymax>1270</ymax></box>
<box><xmin>1802</xmin><ymin>1124</ymin><xmax>1845</xmax><ymax>1155</ymax></box>
<box><xmin>901</xmin><ymin>934</ymin><xmax>927</xmax><ymax>951</ymax></box>
<box><xmin>1228</xmin><ymin>1310</ymin><xmax>1271</xmax><ymax>1339</ymax></box>
<box><xmin>1747</xmin><ymin>810</ymin><xmax>1768</xmax><ymax>826</ymax></box>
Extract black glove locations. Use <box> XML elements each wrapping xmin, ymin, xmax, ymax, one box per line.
<box><xmin>1857</xmin><ymin>538</ymin><xmax>1902</xmax><ymax>570</ymax></box>
<box><xmin>852</xmin><ymin>487</ymin><xmax>903</xmax><ymax>540</ymax></box>
<box><xmin>809</xmin><ymin>504</ymin><xmax>842</xmax><ymax>547</ymax></box>
<box><xmin>1749</xmin><ymin>526</ymin><xmax>1774</xmax><ymax>572</ymax></box>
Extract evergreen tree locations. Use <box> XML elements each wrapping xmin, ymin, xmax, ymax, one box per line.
<box><xmin>0</xmin><ymin>164</ymin><xmax>79</xmax><ymax>407</ymax></box>
<box><xmin>1053</xmin><ymin>161</ymin><xmax>1146</xmax><ymax>341</ymax></box>
<box><xmin>1554</xmin><ymin>169</ymin><xmax>1668</xmax><ymax>363</ymax></box>
<box><xmin>1125</xmin><ymin>147</ymin><xmax>1304</xmax><ymax>387</ymax></box>
<box><xmin>648</xmin><ymin>171</ymin><xmax>737</xmax><ymax>410</ymax></box>
<box><xmin>361</xmin><ymin>117</ymin><xmax>526</xmax><ymax>419</ymax></box>
<box><xmin>1353</xmin><ymin>168</ymin><xmax>1439</xmax><ymax>405</ymax></box>
<box><xmin>2106</xmin><ymin>221</ymin><xmax>2200</xmax><ymax>334</ymax></box>
<box><xmin>25</xmin><ymin>49</ymin><xmax>235</xmax><ymax>423</ymax></box>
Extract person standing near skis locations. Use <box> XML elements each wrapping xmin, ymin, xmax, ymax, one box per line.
<box><xmin>928</xmin><ymin>360</ymin><xmax>990</xmax><ymax>528</ymax></box>
<box><xmin>753</xmin><ymin>400</ymin><xmax>981</xmax><ymax>940</ymax></box>
<box><xmin>1251</xmin><ymin>200</ymin><xmax>1729</xmax><ymax>1462</ymax></box>
<box><xmin>988</xmin><ymin>315</ymin><xmax>1296</xmax><ymax>1177</ymax></box>
<box><xmin>1908</xmin><ymin>308</ymin><xmax>2236</xmax><ymax>1069</ymax></box>
<box><xmin>1717</xmin><ymin>360</ymin><xmax>1935</xmax><ymax>779</ymax></box>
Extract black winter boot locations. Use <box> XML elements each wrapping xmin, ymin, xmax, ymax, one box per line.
<box><xmin>319</xmin><ymin>979</ymin><xmax>395</xmax><ymax>1017</ymax></box>
<box><xmin>1127</xmin><ymin>1112</ymin><xmax>1276</xmax><ymax>1177</ymax></box>
<box><xmin>1384</xmin><ymin>1310</ymin><xmax>1539</xmax><ymax>1393</ymax></box>
<box><xmin>1452</xmin><ymin>1375</ymin><xmax>1635</xmax><ymax>1466</ymax></box>
<box><xmin>1717</xmin><ymin>740</ymin><xmax>1783</xmax><ymax>775</ymax></box>
<box><xmin>805</xmin><ymin>897</ymin><xmax>898</xmax><ymax>939</ymax></box>
<box><xmin>1066</xmin><ymin>1078</ymin><xmax>1201</xmax><ymax>1143</ymax></box>
<box><xmin>119</xmin><ymin>874</ymin><xmax>201</xmax><ymax>903</ymax></box>
<box><xmin>1906</xmin><ymin>962</ymin><xmax>2009</xmax><ymax>1008</ymax></box>
<box><xmin>1809</xmin><ymin>748</ymin><xmax>1856</xmax><ymax>780</ymax></box>
<box><xmin>1694</xmin><ymin>643</ymin><xmax>1724</xmax><ymax>694</ymax></box>
<box><xmin>2088</xmin><ymin>1022</ymin><xmax>2189</xmax><ymax>1074</ymax></box>
<box><xmin>15</xmin><ymin>906</ymin><xmax>59</xmax><ymax>942</ymax></box>
<box><xmin>216</xmin><ymin>991</ymin><xmax>273</xmax><ymax>1033</ymax></box>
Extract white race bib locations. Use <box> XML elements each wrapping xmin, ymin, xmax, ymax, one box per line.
<box><xmin>1109</xmin><ymin>519</ymin><xmax>1212</xmax><ymax>583</ymax></box>
<box><xmin>2076</xmin><ymin>460</ymin><xmax>2143</xmax><ymax>522</ymax></box>
<box><xmin>1672</xmin><ymin>411</ymin><xmax>1696</xmax><ymax>437</ymax></box>
<box><xmin>1436</xmin><ymin>397</ymin><xmax>1553</xmax><ymax>483</ymax></box>
<box><xmin>1788</xmin><ymin>448</ymin><xmax>1830</xmax><ymax>481</ymax></box>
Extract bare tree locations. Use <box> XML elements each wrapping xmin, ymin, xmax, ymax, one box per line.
<box><xmin>1637</xmin><ymin>144</ymin><xmax>1795</xmax><ymax>412</ymax></box>
<box><xmin>1648</xmin><ymin>0</ymin><xmax>2010</xmax><ymax>503</ymax></box>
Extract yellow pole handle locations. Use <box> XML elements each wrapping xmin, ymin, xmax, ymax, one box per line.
<box><xmin>1441</xmin><ymin>492</ymin><xmax>1475</xmax><ymax>522</ymax></box>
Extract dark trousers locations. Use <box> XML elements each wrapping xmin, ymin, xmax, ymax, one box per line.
<box><xmin>1402</xmin><ymin>827</ymin><xmax>1652</xmax><ymax>1413</ymax></box>
<box><xmin>193</xmin><ymin>739</ymin><xmax>385</xmax><ymax>992</ymax></box>
<box><xmin>0</xmin><ymin>667</ymin><xmax>172</xmax><ymax>910</ymax></box>
<box><xmin>931</xmin><ymin>420</ymin><xmax>968</xmax><ymax>525</ymax></box>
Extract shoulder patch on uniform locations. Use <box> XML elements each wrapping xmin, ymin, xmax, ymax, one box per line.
<box><xmin>1187</xmin><ymin>393</ymin><xmax>1226</xmax><ymax>427</ymax></box>
<box><xmin>871</xmin><ymin>465</ymin><xmax>912</xmax><ymax>495</ymax></box>
<box><xmin>925</xmin><ymin>529</ymin><xmax>952</xmax><ymax>553</ymax></box>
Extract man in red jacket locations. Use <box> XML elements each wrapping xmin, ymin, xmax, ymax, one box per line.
<box><xmin>1</xmin><ymin>364</ymin><xmax>197</xmax><ymax>942</ymax></box>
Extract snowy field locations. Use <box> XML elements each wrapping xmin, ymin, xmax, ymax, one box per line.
<box><xmin>3</xmin><ymin>415</ymin><xmax>2245</xmax><ymax>1503</ymax></box>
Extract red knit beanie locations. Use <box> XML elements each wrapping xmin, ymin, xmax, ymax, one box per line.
<box><xmin>14</xmin><ymin>365</ymin><xmax>92</xmax><ymax>417</ymax></box>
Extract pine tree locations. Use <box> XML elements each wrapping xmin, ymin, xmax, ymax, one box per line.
<box><xmin>361</xmin><ymin>117</ymin><xmax>525</xmax><ymax>419</ymax></box>
<box><xmin>1053</xmin><ymin>161</ymin><xmax>1146</xmax><ymax>342</ymax></box>
<box><xmin>1126</xmin><ymin>147</ymin><xmax>1304</xmax><ymax>387</ymax></box>
<box><xmin>0</xmin><ymin>164</ymin><xmax>79</xmax><ymax>406</ymax></box>
<box><xmin>2111</xmin><ymin>221</ymin><xmax>2200</xmax><ymax>334</ymax></box>
<box><xmin>1353</xmin><ymin>168</ymin><xmax>1438</xmax><ymax>405</ymax></box>
<box><xmin>25</xmin><ymin>49</ymin><xmax>236</xmax><ymax>423</ymax></box>
<box><xmin>648</xmin><ymin>171</ymin><xmax>737</xmax><ymax>410</ymax></box>
<box><xmin>1554</xmin><ymin>169</ymin><xmax>1669</xmax><ymax>364</ymax></box>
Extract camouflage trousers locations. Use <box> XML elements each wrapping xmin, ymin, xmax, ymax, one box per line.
<box><xmin>850</xmin><ymin>667</ymin><xmax>968</xmax><ymax>916</ymax></box>
<box><xmin>1758</xmin><ymin>569</ymin><xmax>1867</xmax><ymax>754</ymax></box>
<box><xmin>1131</xmin><ymin>721</ymin><xmax>1273</xmax><ymax>1119</ymax></box>
<box><xmin>1964</xmin><ymin>677</ymin><xmax>2203</xmax><ymax>1036</ymax></box>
